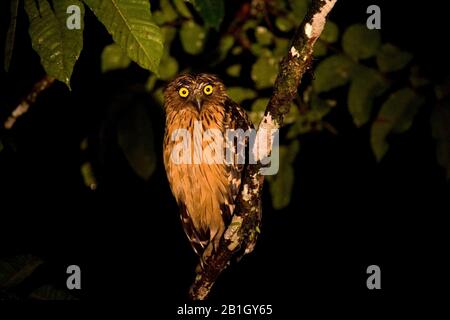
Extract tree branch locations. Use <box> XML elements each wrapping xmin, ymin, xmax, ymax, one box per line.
<box><xmin>3</xmin><ymin>75</ymin><xmax>55</xmax><ymax>129</ymax></box>
<box><xmin>189</xmin><ymin>0</ymin><xmax>338</xmax><ymax>300</ymax></box>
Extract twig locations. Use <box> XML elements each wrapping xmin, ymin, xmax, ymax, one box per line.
<box><xmin>4</xmin><ymin>75</ymin><xmax>55</xmax><ymax>129</ymax></box>
<box><xmin>189</xmin><ymin>0</ymin><xmax>338</xmax><ymax>300</ymax></box>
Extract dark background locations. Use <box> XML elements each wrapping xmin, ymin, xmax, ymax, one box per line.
<box><xmin>0</xmin><ymin>0</ymin><xmax>449</xmax><ymax>316</ymax></box>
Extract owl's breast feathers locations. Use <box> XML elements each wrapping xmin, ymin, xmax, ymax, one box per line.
<box><xmin>163</xmin><ymin>98</ymin><xmax>252</xmax><ymax>257</ymax></box>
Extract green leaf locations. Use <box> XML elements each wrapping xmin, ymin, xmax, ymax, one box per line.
<box><xmin>216</xmin><ymin>35</ymin><xmax>234</xmax><ymax>62</ymax></box>
<box><xmin>153</xmin><ymin>87</ymin><xmax>165</xmax><ymax>106</ymax></box>
<box><xmin>180</xmin><ymin>20</ymin><xmax>206</xmax><ymax>55</ymax></box>
<box><xmin>287</xmin><ymin>95</ymin><xmax>335</xmax><ymax>139</ymax></box>
<box><xmin>311</xmin><ymin>94</ymin><xmax>334</xmax><ymax>119</ymax></box>
<box><xmin>250</xmin><ymin>43</ymin><xmax>264</xmax><ymax>56</ymax></box>
<box><xmin>274</xmin><ymin>38</ymin><xmax>289</xmax><ymax>58</ymax></box>
<box><xmin>220</xmin><ymin>35</ymin><xmax>234</xmax><ymax>53</ymax></box>
<box><xmin>250</xmin><ymin>98</ymin><xmax>270</xmax><ymax>126</ymax></box>
<box><xmin>25</xmin><ymin>0</ymin><xmax>85</xmax><ymax>87</ymax></box>
<box><xmin>4</xmin><ymin>0</ymin><xmax>19</xmax><ymax>72</ymax></box>
<box><xmin>101</xmin><ymin>43</ymin><xmax>131</xmax><ymax>72</ymax></box>
<box><xmin>145</xmin><ymin>74</ymin><xmax>157</xmax><ymax>91</ymax></box>
<box><xmin>153</xmin><ymin>0</ymin><xmax>178</xmax><ymax>25</ymax></box>
<box><xmin>320</xmin><ymin>21</ymin><xmax>339</xmax><ymax>43</ymax></box>
<box><xmin>231</xmin><ymin>46</ymin><xmax>243</xmax><ymax>55</ymax></box>
<box><xmin>376</xmin><ymin>43</ymin><xmax>413</xmax><ymax>73</ymax></box>
<box><xmin>255</xmin><ymin>26</ymin><xmax>273</xmax><ymax>46</ymax></box>
<box><xmin>158</xmin><ymin>55</ymin><xmax>178</xmax><ymax>80</ymax></box>
<box><xmin>275</xmin><ymin>16</ymin><xmax>294</xmax><ymax>32</ymax></box>
<box><xmin>152</xmin><ymin>11</ymin><xmax>165</xmax><ymax>25</ymax></box>
<box><xmin>160</xmin><ymin>0</ymin><xmax>178</xmax><ymax>23</ymax></box>
<box><xmin>227</xmin><ymin>87</ymin><xmax>257</xmax><ymax>103</ymax></box>
<box><xmin>371</xmin><ymin>88</ymin><xmax>424</xmax><ymax>161</ymax></box>
<box><xmin>161</xmin><ymin>26</ymin><xmax>177</xmax><ymax>53</ymax></box>
<box><xmin>192</xmin><ymin>0</ymin><xmax>224</xmax><ymax>30</ymax></box>
<box><xmin>431</xmin><ymin>101</ymin><xmax>450</xmax><ymax>180</ymax></box>
<box><xmin>80</xmin><ymin>162</ymin><xmax>97</xmax><ymax>190</ymax></box>
<box><xmin>348</xmin><ymin>66</ymin><xmax>389</xmax><ymax>127</ymax></box>
<box><xmin>313</xmin><ymin>40</ymin><xmax>327</xmax><ymax>57</ymax></box>
<box><xmin>342</xmin><ymin>24</ymin><xmax>381</xmax><ymax>60</ymax></box>
<box><xmin>287</xmin><ymin>118</ymin><xmax>311</xmax><ymax>138</ymax></box>
<box><xmin>271</xmin><ymin>0</ymin><xmax>287</xmax><ymax>11</ymax></box>
<box><xmin>173</xmin><ymin>0</ymin><xmax>193</xmax><ymax>18</ymax></box>
<box><xmin>118</xmin><ymin>104</ymin><xmax>157</xmax><ymax>180</ymax></box>
<box><xmin>251</xmin><ymin>50</ymin><xmax>279</xmax><ymax>89</ymax></box>
<box><xmin>270</xmin><ymin>164</ymin><xmax>294</xmax><ymax>210</ymax></box>
<box><xmin>242</xmin><ymin>20</ymin><xmax>258</xmax><ymax>31</ymax></box>
<box><xmin>30</xmin><ymin>285</ymin><xmax>77</xmax><ymax>300</ymax></box>
<box><xmin>251</xmin><ymin>98</ymin><xmax>269</xmax><ymax>112</ymax></box>
<box><xmin>409</xmin><ymin>65</ymin><xmax>430</xmax><ymax>88</ymax></box>
<box><xmin>0</xmin><ymin>255</ymin><xmax>43</xmax><ymax>288</ymax></box>
<box><xmin>226</xmin><ymin>64</ymin><xmax>241</xmax><ymax>77</ymax></box>
<box><xmin>284</xmin><ymin>102</ymin><xmax>300</xmax><ymax>125</ymax></box>
<box><xmin>313</xmin><ymin>54</ymin><xmax>354</xmax><ymax>93</ymax></box>
<box><xmin>288</xmin><ymin>0</ymin><xmax>308</xmax><ymax>21</ymax></box>
<box><xmin>268</xmin><ymin>140</ymin><xmax>300</xmax><ymax>209</ymax></box>
<box><xmin>83</xmin><ymin>0</ymin><xmax>163</xmax><ymax>73</ymax></box>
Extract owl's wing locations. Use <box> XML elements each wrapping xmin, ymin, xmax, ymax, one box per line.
<box><xmin>224</xmin><ymin>98</ymin><xmax>262</xmax><ymax>259</ymax></box>
<box><xmin>221</xmin><ymin>98</ymin><xmax>254</xmax><ymax>222</ymax></box>
<box><xmin>179</xmin><ymin>203</ymin><xmax>209</xmax><ymax>256</ymax></box>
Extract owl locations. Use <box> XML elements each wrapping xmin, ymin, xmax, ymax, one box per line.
<box><xmin>163</xmin><ymin>73</ymin><xmax>258</xmax><ymax>266</ymax></box>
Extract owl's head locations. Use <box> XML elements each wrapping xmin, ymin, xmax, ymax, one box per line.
<box><xmin>163</xmin><ymin>73</ymin><xmax>227</xmax><ymax>112</ymax></box>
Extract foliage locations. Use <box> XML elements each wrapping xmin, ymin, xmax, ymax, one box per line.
<box><xmin>3</xmin><ymin>0</ymin><xmax>19</xmax><ymax>72</ymax></box>
<box><xmin>0</xmin><ymin>255</ymin><xmax>76</xmax><ymax>300</ymax></box>
<box><xmin>24</xmin><ymin>0</ymin><xmax>85</xmax><ymax>87</ymax></box>
<box><xmin>267</xmin><ymin>141</ymin><xmax>300</xmax><ymax>210</ymax></box>
<box><xmin>2</xmin><ymin>0</ymin><xmax>448</xmax><ymax>216</ymax></box>
<box><xmin>0</xmin><ymin>255</ymin><xmax>43</xmax><ymax>288</ymax></box>
<box><xmin>101</xmin><ymin>43</ymin><xmax>131</xmax><ymax>73</ymax></box>
<box><xmin>30</xmin><ymin>285</ymin><xmax>77</xmax><ymax>300</ymax></box>
<box><xmin>191</xmin><ymin>0</ymin><xmax>224</xmax><ymax>30</ymax></box>
<box><xmin>83</xmin><ymin>0</ymin><xmax>163</xmax><ymax>73</ymax></box>
<box><xmin>116</xmin><ymin>97</ymin><xmax>157</xmax><ymax>180</ymax></box>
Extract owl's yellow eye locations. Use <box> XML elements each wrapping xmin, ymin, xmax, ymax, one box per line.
<box><xmin>203</xmin><ymin>85</ymin><xmax>213</xmax><ymax>95</ymax></box>
<box><xmin>179</xmin><ymin>87</ymin><xmax>189</xmax><ymax>98</ymax></box>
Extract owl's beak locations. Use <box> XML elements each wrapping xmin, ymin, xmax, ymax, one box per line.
<box><xmin>193</xmin><ymin>94</ymin><xmax>203</xmax><ymax>110</ymax></box>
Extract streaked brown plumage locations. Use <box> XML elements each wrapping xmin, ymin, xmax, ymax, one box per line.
<box><xmin>163</xmin><ymin>73</ymin><xmax>254</xmax><ymax>264</ymax></box>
